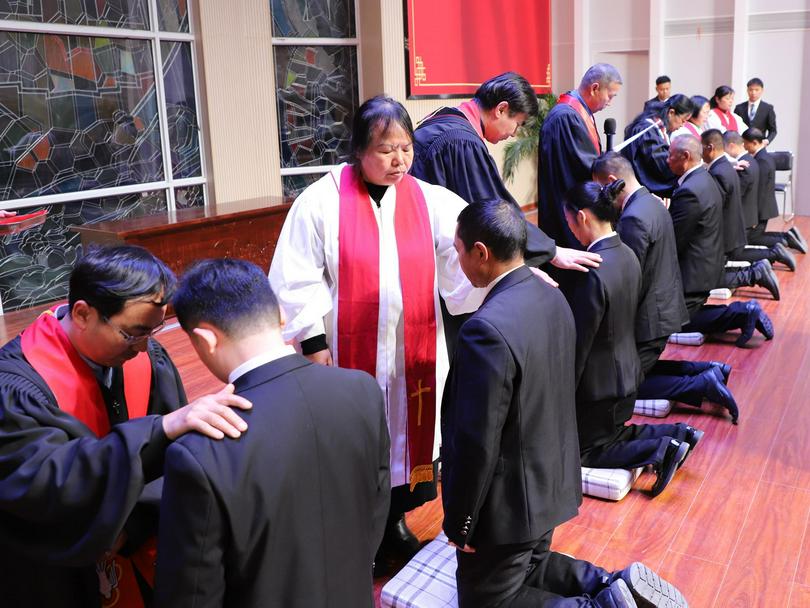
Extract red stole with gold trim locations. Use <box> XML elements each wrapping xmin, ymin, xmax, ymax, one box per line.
<box><xmin>337</xmin><ymin>165</ymin><xmax>437</xmax><ymax>490</ymax></box>
<box><xmin>20</xmin><ymin>307</ymin><xmax>154</xmax><ymax>608</ymax></box>
<box><xmin>558</xmin><ymin>93</ymin><xmax>602</xmax><ymax>154</ymax></box>
<box><xmin>712</xmin><ymin>108</ymin><xmax>739</xmax><ymax>133</ymax></box>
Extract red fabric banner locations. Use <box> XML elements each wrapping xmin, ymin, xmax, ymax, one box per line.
<box><xmin>406</xmin><ymin>0</ymin><xmax>552</xmax><ymax>97</ymax></box>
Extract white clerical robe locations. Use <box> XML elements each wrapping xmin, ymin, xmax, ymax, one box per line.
<box><xmin>269</xmin><ymin>164</ymin><xmax>484</xmax><ymax>487</ymax></box>
<box><xmin>706</xmin><ymin>110</ymin><xmax>747</xmax><ymax>133</ymax></box>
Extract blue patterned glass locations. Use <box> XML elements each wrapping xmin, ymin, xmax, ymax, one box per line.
<box><xmin>157</xmin><ymin>0</ymin><xmax>190</xmax><ymax>32</ymax></box>
<box><xmin>271</xmin><ymin>0</ymin><xmax>354</xmax><ymax>38</ymax></box>
<box><xmin>0</xmin><ymin>0</ymin><xmax>150</xmax><ymax>29</ymax></box>
<box><xmin>161</xmin><ymin>41</ymin><xmax>201</xmax><ymax>178</ymax></box>
<box><xmin>0</xmin><ymin>32</ymin><xmax>163</xmax><ymax>200</ymax></box>
<box><xmin>274</xmin><ymin>45</ymin><xmax>357</xmax><ymax>169</ymax></box>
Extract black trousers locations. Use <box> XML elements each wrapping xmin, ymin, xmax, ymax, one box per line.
<box><xmin>580</xmin><ymin>422</ymin><xmax>686</xmax><ymax>469</ymax></box>
<box><xmin>725</xmin><ymin>244</ymin><xmax>772</xmax><ymax>265</ymax></box>
<box><xmin>747</xmin><ymin>222</ymin><xmax>786</xmax><ymax>248</ymax></box>
<box><xmin>636</xmin><ymin>337</ymin><xmax>718</xmax><ymax>406</ymax></box>
<box><xmin>682</xmin><ymin>296</ymin><xmax>751</xmax><ymax>335</ymax></box>
<box><xmin>456</xmin><ymin>529</ymin><xmax>611</xmax><ymax>607</ymax></box>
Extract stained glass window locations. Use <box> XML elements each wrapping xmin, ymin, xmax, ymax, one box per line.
<box><xmin>0</xmin><ymin>190</ymin><xmax>167</xmax><ymax>309</ymax></box>
<box><xmin>157</xmin><ymin>0</ymin><xmax>189</xmax><ymax>32</ymax></box>
<box><xmin>274</xmin><ymin>45</ymin><xmax>357</xmax><ymax>170</ymax></box>
<box><xmin>161</xmin><ymin>41</ymin><xmax>200</xmax><ymax>178</ymax></box>
<box><xmin>0</xmin><ymin>32</ymin><xmax>163</xmax><ymax>200</ymax></box>
<box><xmin>0</xmin><ymin>0</ymin><xmax>151</xmax><ymax>29</ymax></box>
<box><xmin>281</xmin><ymin>172</ymin><xmax>325</xmax><ymax>201</ymax></box>
<box><xmin>174</xmin><ymin>183</ymin><xmax>203</xmax><ymax>208</ymax></box>
<box><xmin>270</xmin><ymin>0</ymin><xmax>355</xmax><ymax>38</ymax></box>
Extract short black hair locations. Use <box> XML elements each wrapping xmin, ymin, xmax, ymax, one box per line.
<box><xmin>689</xmin><ymin>95</ymin><xmax>709</xmax><ymax>119</ymax></box>
<box><xmin>173</xmin><ymin>258</ymin><xmax>281</xmax><ymax>337</ymax></box>
<box><xmin>710</xmin><ymin>85</ymin><xmax>735</xmax><ymax>108</ymax></box>
<box><xmin>69</xmin><ymin>245</ymin><xmax>176</xmax><ymax>318</ymax></box>
<box><xmin>723</xmin><ymin>130</ymin><xmax>744</xmax><ymax>147</ymax></box>
<box><xmin>742</xmin><ymin>127</ymin><xmax>765</xmax><ymax>143</ymax></box>
<box><xmin>563</xmin><ymin>181</ymin><xmax>624</xmax><ymax>226</ymax></box>
<box><xmin>350</xmin><ymin>95</ymin><xmax>414</xmax><ymax>161</ymax></box>
<box><xmin>592</xmin><ymin>151</ymin><xmax>635</xmax><ymax>182</ymax></box>
<box><xmin>655</xmin><ymin>75</ymin><xmax>671</xmax><ymax>86</ymax></box>
<box><xmin>474</xmin><ymin>72</ymin><xmax>539</xmax><ymax>117</ymax></box>
<box><xmin>747</xmin><ymin>77</ymin><xmax>764</xmax><ymax>88</ymax></box>
<box><xmin>701</xmin><ymin>128</ymin><xmax>724</xmax><ymax>150</ymax></box>
<box><xmin>456</xmin><ymin>200</ymin><xmax>526</xmax><ymax>262</ymax></box>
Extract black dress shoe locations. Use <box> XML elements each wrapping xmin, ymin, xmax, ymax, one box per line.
<box><xmin>735</xmin><ymin>300</ymin><xmax>761</xmax><ymax>347</ymax></box>
<box><xmin>676</xmin><ymin>423</ymin><xmax>704</xmax><ymax>456</ymax></box>
<box><xmin>785</xmin><ymin>229</ymin><xmax>807</xmax><ymax>253</ymax></box>
<box><xmin>651</xmin><ymin>440</ymin><xmax>688</xmax><ymax>497</ymax></box>
<box><xmin>789</xmin><ymin>226</ymin><xmax>808</xmax><ymax>252</ymax></box>
<box><xmin>751</xmin><ymin>259</ymin><xmax>781</xmax><ymax>300</ymax></box>
<box><xmin>701</xmin><ymin>367</ymin><xmax>739</xmax><ymax>424</ymax></box>
<box><xmin>773</xmin><ymin>242</ymin><xmax>797</xmax><ymax>271</ymax></box>
<box><xmin>616</xmin><ymin>562</ymin><xmax>689</xmax><ymax>608</ymax></box>
<box><xmin>708</xmin><ymin>360</ymin><xmax>732</xmax><ymax>384</ymax></box>
<box><xmin>756</xmin><ymin>308</ymin><xmax>774</xmax><ymax>340</ymax></box>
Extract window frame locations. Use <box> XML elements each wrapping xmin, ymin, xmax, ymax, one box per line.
<box><xmin>0</xmin><ymin>1</ymin><xmax>208</xmax><ymax>212</ymax></box>
<box><xmin>271</xmin><ymin>0</ymin><xmax>362</xmax><ymax>194</ymax></box>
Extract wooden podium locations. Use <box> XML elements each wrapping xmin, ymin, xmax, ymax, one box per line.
<box><xmin>71</xmin><ymin>197</ymin><xmax>292</xmax><ymax>277</ymax></box>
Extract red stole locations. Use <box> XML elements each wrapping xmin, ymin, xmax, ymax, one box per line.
<box><xmin>20</xmin><ymin>308</ymin><xmax>151</xmax><ymax>435</ymax></box>
<box><xmin>712</xmin><ymin>108</ymin><xmax>739</xmax><ymax>132</ymax></box>
<box><xmin>558</xmin><ymin>93</ymin><xmax>601</xmax><ymax>154</ymax></box>
<box><xmin>20</xmin><ymin>307</ymin><xmax>154</xmax><ymax>608</ymax></box>
<box><xmin>684</xmin><ymin>122</ymin><xmax>701</xmax><ymax>137</ymax></box>
<box><xmin>337</xmin><ymin>165</ymin><xmax>437</xmax><ymax>490</ymax></box>
<box><xmin>456</xmin><ymin>99</ymin><xmax>485</xmax><ymax>140</ymax></box>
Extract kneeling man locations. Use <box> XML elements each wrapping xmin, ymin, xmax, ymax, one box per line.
<box><xmin>442</xmin><ymin>200</ymin><xmax>687</xmax><ymax>607</ymax></box>
<box><xmin>156</xmin><ymin>259</ymin><xmax>391</xmax><ymax>607</ymax></box>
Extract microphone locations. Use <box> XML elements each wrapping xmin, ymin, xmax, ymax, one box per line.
<box><xmin>604</xmin><ymin>118</ymin><xmax>617</xmax><ymax>151</ymax></box>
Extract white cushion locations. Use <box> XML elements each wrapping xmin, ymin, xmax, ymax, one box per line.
<box><xmin>709</xmin><ymin>288</ymin><xmax>733</xmax><ymax>299</ymax></box>
<box><xmin>581</xmin><ymin>466</ymin><xmax>643</xmax><ymax>501</ymax></box>
<box><xmin>725</xmin><ymin>260</ymin><xmax>751</xmax><ymax>268</ymax></box>
<box><xmin>668</xmin><ymin>332</ymin><xmax>706</xmax><ymax>345</ymax></box>
<box><xmin>381</xmin><ymin>532</ymin><xmax>458</xmax><ymax>608</ymax></box>
<box><xmin>633</xmin><ymin>399</ymin><xmax>673</xmax><ymax>418</ymax></box>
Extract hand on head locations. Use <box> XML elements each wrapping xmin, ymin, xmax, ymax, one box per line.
<box><xmin>162</xmin><ymin>383</ymin><xmax>252</xmax><ymax>440</ymax></box>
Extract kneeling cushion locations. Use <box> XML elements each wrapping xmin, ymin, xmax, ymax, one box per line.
<box><xmin>581</xmin><ymin>466</ymin><xmax>643</xmax><ymax>501</ymax></box>
<box><xmin>381</xmin><ymin>532</ymin><xmax>458</xmax><ymax>608</ymax></box>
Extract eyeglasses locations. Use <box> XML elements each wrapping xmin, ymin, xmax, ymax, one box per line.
<box><xmin>102</xmin><ymin>315</ymin><xmax>165</xmax><ymax>344</ymax></box>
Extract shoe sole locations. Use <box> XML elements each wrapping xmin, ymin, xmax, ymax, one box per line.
<box><xmin>651</xmin><ymin>442</ymin><xmax>689</xmax><ymax>497</ymax></box>
<box><xmin>622</xmin><ymin>562</ymin><xmax>689</xmax><ymax>608</ymax></box>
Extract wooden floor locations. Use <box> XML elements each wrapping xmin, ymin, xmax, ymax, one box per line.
<box><xmin>1</xmin><ymin>217</ymin><xmax>808</xmax><ymax>607</ymax></box>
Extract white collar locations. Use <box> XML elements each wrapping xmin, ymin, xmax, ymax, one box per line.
<box><xmin>482</xmin><ymin>265</ymin><xmax>523</xmax><ymax>300</ymax></box>
<box><xmin>622</xmin><ymin>184</ymin><xmax>644</xmax><ymax>210</ymax></box>
<box><xmin>678</xmin><ymin>164</ymin><xmax>702</xmax><ymax>186</ymax></box>
<box><xmin>228</xmin><ymin>345</ymin><xmax>297</xmax><ymax>384</ymax></box>
<box><xmin>588</xmin><ymin>231</ymin><xmax>617</xmax><ymax>251</ymax></box>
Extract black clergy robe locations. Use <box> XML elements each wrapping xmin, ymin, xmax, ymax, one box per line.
<box><xmin>412</xmin><ymin>107</ymin><xmax>556</xmax><ymax>266</ymax></box>
<box><xmin>0</xmin><ymin>329</ymin><xmax>186</xmax><ymax>607</ymax></box>
<box><xmin>538</xmin><ymin>98</ymin><xmax>600</xmax><ymax>249</ymax></box>
<box><xmin>621</xmin><ymin>116</ymin><xmax>678</xmax><ymax>199</ymax></box>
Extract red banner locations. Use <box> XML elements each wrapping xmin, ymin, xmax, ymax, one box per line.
<box><xmin>405</xmin><ymin>0</ymin><xmax>552</xmax><ymax>98</ymax></box>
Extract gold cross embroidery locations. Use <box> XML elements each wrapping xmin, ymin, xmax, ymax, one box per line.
<box><xmin>410</xmin><ymin>379</ymin><xmax>432</xmax><ymax>426</ymax></box>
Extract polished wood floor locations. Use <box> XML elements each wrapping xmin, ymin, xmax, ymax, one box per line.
<box><xmin>1</xmin><ymin>217</ymin><xmax>808</xmax><ymax>607</ymax></box>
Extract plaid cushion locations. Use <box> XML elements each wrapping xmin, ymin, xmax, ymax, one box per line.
<box><xmin>581</xmin><ymin>466</ymin><xmax>643</xmax><ymax>501</ymax></box>
<box><xmin>381</xmin><ymin>532</ymin><xmax>458</xmax><ymax>608</ymax></box>
<box><xmin>633</xmin><ymin>399</ymin><xmax>673</xmax><ymax>418</ymax></box>
<box><xmin>709</xmin><ymin>288</ymin><xmax>733</xmax><ymax>299</ymax></box>
<box><xmin>668</xmin><ymin>332</ymin><xmax>706</xmax><ymax>345</ymax></box>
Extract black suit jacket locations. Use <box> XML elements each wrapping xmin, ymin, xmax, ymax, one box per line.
<box><xmin>562</xmin><ymin>235</ymin><xmax>642</xmax><ymax>440</ymax></box>
<box><xmin>155</xmin><ymin>354</ymin><xmax>390</xmax><ymax>608</ymax></box>
<box><xmin>735</xmin><ymin>100</ymin><xmax>777</xmax><ymax>143</ymax></box>
<box><xmin>669</xmin><ymin>166</ymin><xmax>725</xmax><ymax>296</ymax></box>
<box><xmin>753</xmin><ymin>148</ymin><xmax>779</xmax><ymax>221</ymax></box>
<box><xmin>737</xmin><ymin>153</ymin><xmax>761</xmax><ymax>228</ymax></box>
<box><xmin>617</xmin><ymin>187</ymin><xmax>689</xmax><ymax>342</ymax></box>
<box><xmin>441</xmin><ymin>266</ymin><xmax>581</xmax><ymax>549</ymax></box>
<box><xmin>708</xmin><ymin>156</ymin><xmax>747</xmax><ymax>254</ymax></box>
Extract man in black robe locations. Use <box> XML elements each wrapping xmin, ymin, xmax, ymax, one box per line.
<box><xmin>538</xmin><ymin>63</ymin><xmax>623</xmax><ymax>249</ymax></box>
<box><xmin>412</xmin><ymin>72</ymin><xmax>602</xmax><ymax>355</ymax></box>
<box><xmin>0</xmin><ymin>245</ymin><xmax>251</xmax><ymax>608</ymax></box>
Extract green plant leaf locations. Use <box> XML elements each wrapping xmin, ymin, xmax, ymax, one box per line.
<box><xmin>502</xmin><ymin>93</ymin><xmax>558</xmax><ymax>184</ymax></box>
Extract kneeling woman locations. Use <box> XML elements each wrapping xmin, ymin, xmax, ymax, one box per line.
<box><xmin>561</xmin><ymin>181</ymin><xmax>702</xmax><ymax>497</ymax></box>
